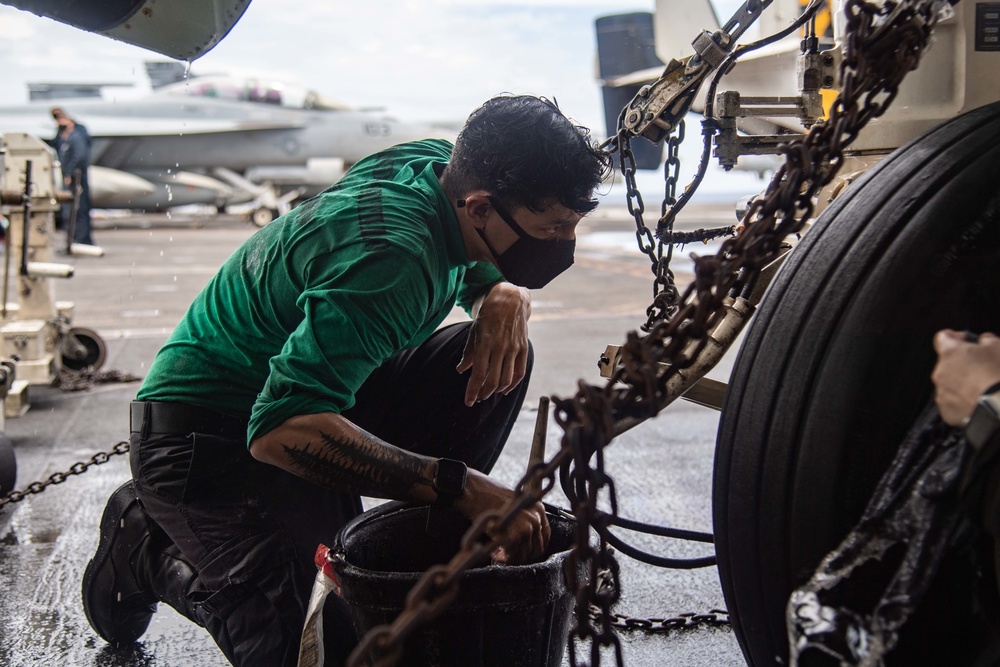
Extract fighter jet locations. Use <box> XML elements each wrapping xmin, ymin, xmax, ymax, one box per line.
<box><xmin>0</xmin><ymin>68</ymin><xmax>456</xmax><ymax>225</ymax></box>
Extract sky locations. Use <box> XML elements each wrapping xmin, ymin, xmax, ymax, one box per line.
<box><xmin>0</xmin><ymin>1</ymin><xmax>657</xmax><ymax>130</ymax></box>
<box><xmin>0</xmin><ymin>0</ymin><xmax>761</xmax><ymax>199</ymax></box>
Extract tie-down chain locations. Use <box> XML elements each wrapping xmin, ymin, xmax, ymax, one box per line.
<box><xmin>347</xmin><ymin>2</ymin><xmax>958</xmax><ymax>665</ymax></box>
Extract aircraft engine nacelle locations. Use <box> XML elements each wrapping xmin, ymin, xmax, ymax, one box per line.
<box><xmin>245</xmin><ymin>158</ymin><xmax>347</xmax><ymax>200</ymax></box>
<box><xmin>1</xmin><ymin>0</ymin><xmax>251</xmax><ymax>60</ymax></box>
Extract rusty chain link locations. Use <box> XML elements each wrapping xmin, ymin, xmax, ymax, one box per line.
<box><xmin>597</xmin><ymin>609</ymin><xmax>731</xmax><ymax>634</ymax></box>
<box><xmin>346</xmin><ymin>1</ymin><xmax>956</xmax><ymax>665</ymax></box>
<box><xmin>52</xmin><ymin>367</ymin><xmax>143</xmax><ymax>392</ymax></box>
<box><xmin>0</xmin><ymin>440</ymin><xmax>130</xmax><ymax>508</ymax></box>
<box><xmin>577</xmin><ymin>561</ymin><xmax>730</xmax><ymax>657</ymax></box>
<box><xmin>621</xmin><ymin>121</ymin><xmax>687</xmax><ymax>332</ymax></box>
<box><xmin>0</xmin><ymin>368</ymin><xmax>140</xmax><ymax>507</ymax></box>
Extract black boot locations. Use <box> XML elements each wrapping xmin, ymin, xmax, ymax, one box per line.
<box><xmin>82</xmin><ymin>481</ymin><xmax>158</xmax><ymax>646</ymax></box>
<box><xmin>135</xmin><ymin>527</ymin><xmax>205</xmax><ymax>626</ymax></box>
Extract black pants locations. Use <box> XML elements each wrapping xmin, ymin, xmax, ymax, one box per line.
<box><xmin>129</xmin><ymin>322</ymin><xmax>532</xmax><ymax>666</ymax></box>
<box><xmin>60</xmin><ymin>182</ymin><xmax>93</xmax><ymax>245</ymax></box>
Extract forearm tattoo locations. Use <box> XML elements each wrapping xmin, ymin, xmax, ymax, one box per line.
<box><xmin>281</xmin><ymin>429</ymin><xmax>431</xmax><ymax>498</ymax></box>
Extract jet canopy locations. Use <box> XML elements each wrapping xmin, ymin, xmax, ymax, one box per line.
<box><xmin>156</xmin><ymin>76</ymin><xmax>351</xmax><ymax>111</ymax></box>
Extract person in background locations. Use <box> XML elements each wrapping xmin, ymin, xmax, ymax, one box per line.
<box><xmin>50</xmin><ymin>106</ymin><xmax>95</xmax><ymax>246</ymax></box>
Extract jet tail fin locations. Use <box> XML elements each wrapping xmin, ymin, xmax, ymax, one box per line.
<box><xmin>145</xmin><ymin>62</ymin><xmax>190</xmax><ymax>89</ymax></box>
<box><xmin>595</xmin><ymin>12</ymin><xmax>665</xmax><ymax>170</ymax></box>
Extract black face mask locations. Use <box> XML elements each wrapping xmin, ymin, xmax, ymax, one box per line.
<box><xmin>472</xmin><ymin>196</ymin><xmax>575</xmax><ymax>289</ymax></box>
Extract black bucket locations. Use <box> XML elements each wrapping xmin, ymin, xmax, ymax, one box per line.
<box><xmin>333</xmin><ymin>501</ymin><xmax>581</xmax><ymax>667</ymax></box>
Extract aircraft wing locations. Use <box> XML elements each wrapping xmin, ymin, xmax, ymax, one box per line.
<box><xmin>0</xmin><ymin>97</ymin><xmax>307</xmax><ymax>142</ymax></box>
<box><xmin>0</xmin><ymin>115</ymin><xmax>56</xmax><ymax>140</ymax></box>
<box><xmin>86</xmin><ymin>117</ymin><xmax>307</xmax><ymax>138</ymax></box>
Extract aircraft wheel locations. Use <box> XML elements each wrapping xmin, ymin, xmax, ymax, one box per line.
<box><xmin>714</xmin><ymin>100</ymin><xmax>1000</xmax><ymax>666</ymax></box>
<box><xmin>0</xmin><ymin>432</ymin><xmax>14</xmax><ymax>497</ymax></box>
<box><xmin>61</xmin><ymin>326</ymin><xmax>108</xmax><ymax>372</ymax></box>
<box><xmin>251</xmin><ymin>207</ymin><xmax>279</xmax><ymax>227</ymax></box>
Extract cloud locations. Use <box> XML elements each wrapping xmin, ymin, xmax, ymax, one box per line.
<box><xmin>0</xmin><ymin>2</ymin><xmax>661</xmax><ymax>134</ymax></box>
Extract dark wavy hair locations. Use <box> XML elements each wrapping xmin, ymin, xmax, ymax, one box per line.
<box><xmin>442</xmin><ymin>95</ymin><xmax>611</xmax><ymax>214</ymax></box>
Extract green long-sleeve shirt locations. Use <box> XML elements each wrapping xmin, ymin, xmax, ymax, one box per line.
<box><xmin>138</xmin><ymin>139</ymin><xmax>503</xmax><ymax>445</ymax></box>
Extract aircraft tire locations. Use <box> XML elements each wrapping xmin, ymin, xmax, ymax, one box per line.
<box><xmin>0</xmin><ymin>431</ymin><xmax>14</xmax><ymax>497</ymax></box>
<box><xmin>714</xmin><ymin>100</ymin><xmax>1000</xmax><ymax>666</ymax></box>
<box><xmin>251</xmin><ymin>207</ymin><xmax>279</xmax><ymax>227</ymax></box>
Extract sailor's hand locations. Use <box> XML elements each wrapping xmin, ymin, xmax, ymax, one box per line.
<box><xmin>456</xmin><ymin>469</ymin><xmax>550</xmax><ymax>565</ymax></box>
<box><xmin>456</xmin><ymin>282</ymin><xmax>531</xmax><ymax>407</ymax></box>
<box><xmin>932</xmin><ymin>329</ymin><xmax>1000</xmax><ymax>426</ymax></box>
